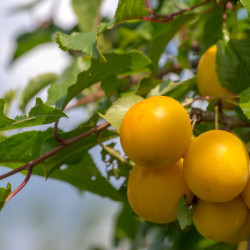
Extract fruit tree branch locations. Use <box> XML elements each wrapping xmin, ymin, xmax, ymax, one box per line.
<box><xmin>142</xmin><ymin>0</ymin><xmax>213</xmax><ymax>23</ymax></box>
<box><xmin>5</xmin><ymin>167</ymin><xmax>33</xmax><ymax>203</ymax></box>
<box><xmin>190</xmin><ymin>108</ymin><xmax>250</xmax><ymax>131</ymax></box>
<box><xmin>0</xmin><ymin>121</ymin><xmax>110</xmax><ymax>181</ymax></box>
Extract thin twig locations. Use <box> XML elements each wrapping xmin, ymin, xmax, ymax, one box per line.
<box><xmin>182</xmin><ymin>96</ymin><xmax>215</xmax><ymax>107</ymax></box>
<box><xmin>145</xmin><ymin>0</ymin><xmax>154</xmax><ymax>15</ymax></box>
<box><xmin>214</xmin><ymin>105</ymin><xmax>219</xmax><ymax>130</ymax></box>
<box><xmin>5</xmin><ymin>167</ymin><xmax>33</xmax><ymax>203</ymax></box>
<box><xmin>141</xmin><ymin>0</ymin><xmax>212</xmax><ymax>23</ymax></box>
<box><xmin>64</xmin><ymin>90</ymin><xmax>106</xmax><ymax>111</ymax></box>
<box><xmin>0</xmin><ymin>122</ymin><xmax>110</xmax><ymax>181</ymax></box>
<box><xmin>54</xmin><ymin>121</ymin><xmax>67</xmax><ymax>144</ymax></box>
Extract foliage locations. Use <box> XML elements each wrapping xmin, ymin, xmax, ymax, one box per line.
<box><xmin>1</xmin><ymin>0</ymin><xmax>250</xmax><ymax>249</ymax></box>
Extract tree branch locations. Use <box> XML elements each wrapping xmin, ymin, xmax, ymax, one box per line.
<box><xmin>0</xmin><ymin>121</ymin><xmax>110</xmax><ymax>180</ymax></box>
<box><xmin>64</xmin><ymin>90</ymin><xmax>106</xmax><ymax>111</ymax></box>
<box><xmin>142</xmin><ymin>0</ymin><xmax>213</xmax><ymax>23</ymax></box>
<box><xmin>190</xmin><ymin>108</ymin><xmax>250</xmax><ymax>131</ymax></box>
<box><xmin>5</xmin><ymin>168</ymin><xmax>33</xmax><ymax>203</ymax></box>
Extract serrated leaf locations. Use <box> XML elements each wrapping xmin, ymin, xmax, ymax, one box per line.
<box><xmin>50</xmin><ymin>152</ymin><xmax>123</xmax><ymax>201</ymax></box>
<box><xmin>216</xmin><ymin>39</ymin><xmax>250</xmax><ymax>93</ymax></box>
<box><xmin>56</xmin><ymin>31</ymin><xmax>104</xmax><ymax>60</ymax></box>
<box><xmin>240</xmin><ymin>0</ymin><xmax>250</xmax><ymax>19</ymax></box>
<box><xmin>99</xmin><ymin>94</ymin><xmax>144</xmax><ymax>132</ymax></box>
<box><xmin>0</xmin><ymin>129</ymin><xmax>53</xmax><ymax>169</ymax></box>
<box><xmin>0</xmin><ymin>98</ymin><xmax>67</xmax><ymax>131</ymax></box>
<box><xmin>115</xmin><ymin>0</ymin><xmax>149</xmax><ymax>24</ymax></box>
<box><xmin>20</xmin><ymin>73</ymin><xmax>58</xmax><ymax>111</ymax></box>
<box><xmin>147</xmin><ymin>77</ymin><xmax>197</xmax><ymax>100</ymax></box>
<box><xmin>240</xmin><ymin>87</ymin><xmax>250</xmax><ymax>119</ymax></box>
<box><xmin>0</xmin><ymin>183</ymin><xmax>11</xmax><ymax>211</ymax></box>
<box><xmin>11</xmin><ymin>24</ymin><xmax>60</xmax><ymax>62</ymax></box>
<box><xmin>71</xmin><ymin>0</ymin><xmax>102</xmax><ymax>32</ymax></box>
<box><xmin>41</xmin><ymin>120</ymin><xmax>117</xmax><ymax>177</ymax></box>
<box><xmin>62</xmin><ymin>51</ymin><xmax>151</xmax><ymax>109</ymax></box>
<box><xmin>47</xmin><ymin>57</ymin><xmax>90</xmax><ymax>109</ymax></box>
<box><xmin>149</xmin><ymin>13</ymin><xmax>196</xmax><ymax>66</ymax></box>
<box><xmin>177</xmin><ymin>196</ymin><xmax>195</xmax><ymax>230</ymax></box>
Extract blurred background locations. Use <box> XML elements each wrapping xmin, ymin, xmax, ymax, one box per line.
<box><xmin>0</xmin><ymin>0</ymin><xmax>121</xmax><ymax>249</ymax></box>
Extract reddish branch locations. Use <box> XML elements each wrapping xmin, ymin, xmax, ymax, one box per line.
<box><xmin>64</xmin><ymin>90</ymin><xmax>106</xmax><ymax>111</ymax></box>
<box><xmin>0</xmin><ymin>121</ymin><xmax>110</xmax><ymax>181</ymax></box>
<box><xmin>142</xmin><ymin>0</ymin><xmax>213</xmax><ymax>23</ymax></box>
<box><xmin>5</xmin><ymin>168</ymin><xmax>33</xmax><ymax>203</ymax></box>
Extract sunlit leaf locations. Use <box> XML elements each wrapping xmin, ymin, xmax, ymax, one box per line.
<box><xmin>240</xmin><ymin>87</ymin><xmax>250</xmax><ymax>119</ymax></box>
<box><xmin>0</xmin><ymin>183</ymin><xmax>11</xmax><ymax>211</ymax></box>
<box><xmin>115</xmin><ymin>0</ymin><xmax>149</xmax><ymax>24</ymax></box>
<box><xmin>99</xmin><ymin>93</ymin><xmax>143</xmax><ymax>132</ymax></box>
<box><xmin>71</xmin><ymin>0</ymin><xmax>102</xmax><ymax>32</ymax></box>
<box><xmin>56</xmin><ymin>31</ymin><xmax>104</xmax><ymax>60</ymax></box>
<box><xmin>177</xmin><ymin>196</ymin><xmax>195</xmax><ymax>230</ymax></box>
<box><xmin>0</xmin><ymin>98</ymin><xmax>67</xmax><ymax>131</ymax></box>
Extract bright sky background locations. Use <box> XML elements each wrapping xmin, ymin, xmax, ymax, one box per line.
<box><xmin>0</xmin><ymin>1</ymin><xmax>122</xmax><ymax>250</ymax></box>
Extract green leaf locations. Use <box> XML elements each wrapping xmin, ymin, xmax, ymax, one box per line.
<box><xmin>56</xmin><ymin>31</ymin><xmax>104</xmax><ymax>60</ymax></box>
<box><xmin>147</xmin><ymin>77</ymin><xmax>197</xmax><ymax>101</ymax></box>
<box><xmin>240</xmin><ymin>87</ymin><xmax>250</xmax><ymax>119</ymax></box>
<box><xmin>101</xmin><ymin>75</ymin><xmax>129</xmax><ymax>96</ymax></box>
<box><xmin>11</xmin><ymin>24</ymin><xmax>60</xmax><ymax>62</ymax></box>
<box><xmin>0</xmin><ymin>183</ymin><xmax>12</xmax><ymax>211</ymax></box>
<box><xmin>99</xmin><ymin>93</ymin><xmax>144</xmax><ymax>133</ymax></box>
<box><xmin>197</xmin><ymin>6</ymin><xmax>223</xmax><ymax>51</ymax></box>
<box><xmin>216</xmin><ymin>39</ymin><xmax>250</xmax><ymax>93</ymax></box>
<box><xmin>0</xmin><ymin>98</ymin><xmax>67</xmax><ymax>131</ymax></box>
<box><xmin>20</xmin><ymin>73</ymin><xmax>58</xmax><ymax>111</ymax></box>
<box><xmin>114</xmin><ymin>202</ymin><xmax>139</xmax><ymax>245</ymax></box>
<box><xmin>9</xmin><ymin>0</ymin><xmax>45</xmax><ymax>13</ymax></box>
<box><xmin>50</xmin><ymin>152</ymin><xmax>123</xmax><ymax>201</ymax></box>
<box><xmin>0</xmin><ymin>129</ymin><xmax>53</xmax><ymax>169</ymax></box>
<box><xmin>71</xmin><ymin>0</ymin><xmax>102</xmax><ymax>32</ymax></box>
<box><xmin>240</xmin><ymin>0</ymin><xmax>250</xmax><ymax>19</ymax></box>
<box><xmin>115</xmin><ymin>0</ymin><xmax>149</xmax><ymax>24</ymax></box>
<box><xmin>47</xmin><ymin>57</ymin><xmax>90</xmax><ymax>109</ymax></box>
<box><xmin>3</xmin><ymin>90</ymin><xmax>16</xmax><ymax>115</ymax></box>
<box><xmin>41</xmin><ymin>121</ymin><xmax>117</xmax><ymax>177</ymax></box>
<box><xmin>177</xmin><ymin>196</ymin><xmax>195</xmax><ymax>230</ymax></box>
<box><xmin>149</xmin><ymin>13</ymin><xmax>196</xmax><ymax>66</ymax></box>
<box><xmin>62</xmin><ymin>51</ymin><xmax>151</xmax><ymax>109</ymax></box>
